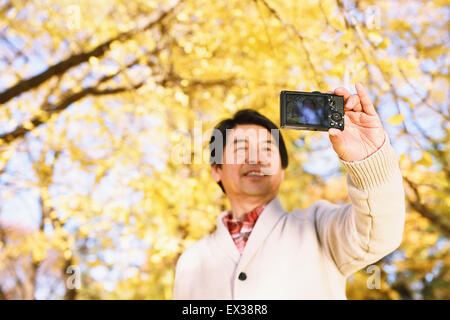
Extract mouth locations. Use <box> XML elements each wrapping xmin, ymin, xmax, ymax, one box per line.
<box><xmin>243</xmin><ymin>169</ymin><xmax>270</xmax><ymax>177</ymax></box>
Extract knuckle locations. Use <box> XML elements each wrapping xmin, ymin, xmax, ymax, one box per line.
<box><xmin>349</xmin><ymin>95</ymin><xmax>359</xmax><ymax>104</ymax></box>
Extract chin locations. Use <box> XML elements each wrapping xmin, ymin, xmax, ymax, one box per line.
<box><xmin>241</xmin><ymin>185</ymin><xmax>273</xmax><ymax>196</ymax></box>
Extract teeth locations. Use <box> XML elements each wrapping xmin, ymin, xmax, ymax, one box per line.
<box><xmin>247</xmin><ymin>171</ymin><xmax>265</xmax><ymax>176</ymax></box>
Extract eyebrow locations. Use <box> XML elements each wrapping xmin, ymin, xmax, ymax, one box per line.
<box><xmin>233</xmin><ymin>138</ymin><xmax>275</xmax><ymax>145</ymax></box>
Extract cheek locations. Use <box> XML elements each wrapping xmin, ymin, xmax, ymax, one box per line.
<box><xmin>271</xmin><ymin>170</ymin><xmax>283</xmax><ymax>182</ymax></box>
<box><xmin>222</xmin><ymin>166</ymin><xmax>241</xmax><ymax>181</ymax></box>
<box><xmin>266</xmin><ymin>153</ymin><xmax>282</xmax><ymax>174</ymax></box>
<box><xmin>270</xmin><ymin>161</ymin><xmax>284</xmax><ymax>184</ymax></box>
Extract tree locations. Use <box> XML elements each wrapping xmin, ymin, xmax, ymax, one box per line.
<box><xmin>0</xmin><ymin>0</ymin><xmax>448</xmax><ymax>299</ymax></box>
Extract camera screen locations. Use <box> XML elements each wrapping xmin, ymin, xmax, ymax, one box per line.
<box><xmin>285</xmin><ymin>94</ymin><xmax>328</xmax><ymax>127</ymax></box>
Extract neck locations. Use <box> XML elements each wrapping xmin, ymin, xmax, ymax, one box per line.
<box><xmin>227</xmin><ymin>194</ymin><xmax>276</xmax><ymax>220</ymax></box>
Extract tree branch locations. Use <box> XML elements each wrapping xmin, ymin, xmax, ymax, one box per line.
<box><xmin>255</xmin><ymin>0</ymin><xmax>324</xmax><ymax>89</ymax></box>
<box><xmin>404</xmin><ymin>176</ymin><xmax>450</xmax><ymax>237</ymax></box>
<box><xmin>0</xmin><ymin>3</ymin><xmax>179</xmax><ymax>105</ymax></box>
<box><xmin>0</xmin><ymin>68</ymin><xmax>144</xmax><ymax>144</ymax></box>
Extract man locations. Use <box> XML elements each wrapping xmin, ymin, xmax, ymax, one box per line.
<box><xmin>173</xmin><ymin>83</ymin><xmax>405</xmax><ymax>299</ymax></box>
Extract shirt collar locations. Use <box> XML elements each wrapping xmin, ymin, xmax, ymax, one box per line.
<box><xmin>222</xmin><ymin>205</ymin><xmax>266</xmax><ymax>234</ymax></box>
<box><xmin>213</xmin><ymin>196</ymin><xmax>286</xmax><ymax>263</ymax></box>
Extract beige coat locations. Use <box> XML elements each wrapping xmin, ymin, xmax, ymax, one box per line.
<box><xmin>174</xmin><ymin>132</ymin><xmax>405</xmax><ymax>299</ymax></box>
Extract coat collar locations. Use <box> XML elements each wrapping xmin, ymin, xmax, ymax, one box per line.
<box><xmin>212</xmin><ymin>196</ymin><xmax>287</xmax><ymax>266</ymax></box>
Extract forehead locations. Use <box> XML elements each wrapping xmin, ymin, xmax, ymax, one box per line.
<box><xmin>226</xmin><ymin>124</ymin><xmax>276</xmax><ymax>145</ymax></box>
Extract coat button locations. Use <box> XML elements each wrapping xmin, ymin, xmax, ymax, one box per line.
<box><xmin>238</xmin><ymin>272</ymin><xmax>247</xmax><ymax>281</ymax></box>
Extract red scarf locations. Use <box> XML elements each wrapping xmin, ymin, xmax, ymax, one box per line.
<box><xmin>222</xmin><ymin>205</ymin><xmax>265</xmax><ymax>255</ymax></box>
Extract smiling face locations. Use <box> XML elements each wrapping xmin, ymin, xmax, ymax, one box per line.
<box><xmin>303</xmin><ymin>98</ymin><xmax>315</xmax><ymax>110</ymax></box>
<box><xmin>211</xmin><ymin>124</ymin><xmax>285</xmax><ymax>198</ymax></box>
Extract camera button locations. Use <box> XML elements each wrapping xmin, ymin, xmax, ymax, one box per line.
<box><xmin>331</xmin><ymin>113</ymin><xmax>342</xmax><ymax>121</ymax></box>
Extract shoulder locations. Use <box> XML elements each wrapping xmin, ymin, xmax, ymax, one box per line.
<box><xmin>176</xmin><ymin>235</ymin><xmax>211</xmax><ymax>271</ymax></box>
<box><xmin>312</xmin><ymin>199</ymin><xmax>343</xmax><ymax>211</ymax></box>
<box><xmin>288</xmin><ymin>200</ymin><xmax>348</xmax><ymax>221</ymax></box>
<box><xmin>287</xmin><ymin>200</ymin><xmax>333</xmax><ymax>216</ymax></box>
<box><xmin>309</xmin><ymin>199</ymin><xmax>350</xmax><ymax>212</ymax></box>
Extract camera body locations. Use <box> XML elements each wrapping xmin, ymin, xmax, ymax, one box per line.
<box><xmin>280</xmin><ymin>90</ymin><xmax>344</xmax><ymax>131</ymax></box>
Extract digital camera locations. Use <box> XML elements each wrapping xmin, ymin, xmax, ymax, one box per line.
<box><xmin>280</xmin><ymin>90</ymin><xmax>344</xmax><ymax>131</ymax></box>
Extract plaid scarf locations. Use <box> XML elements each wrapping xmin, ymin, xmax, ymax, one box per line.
<box><xmin>222</xmin><ymin>205</ymin><xmax>265</xmax><ymax>255</ymax></box>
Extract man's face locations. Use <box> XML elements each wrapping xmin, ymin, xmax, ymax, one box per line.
<box><xmin>304</xmin><ymin>99</ymin><xmax>315</xmax><ymax>110</ymax></box>
<box><xmin>211</xmin><ymin>124</ymin><xmax>285</xmax><ymax>197</ymax></box>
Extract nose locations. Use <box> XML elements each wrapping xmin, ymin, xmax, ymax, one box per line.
<box><xmin>247</xmin><ymin>145</ymin><xmax>270</xmax><ymax>165</ymax></box>
<box><xmin>247</xmin><ymin>144</ymin><xmax>260</xmax><ymax>164</ymax></box>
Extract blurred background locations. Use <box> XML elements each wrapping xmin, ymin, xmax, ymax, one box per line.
<box><xmin>0</xmin><ymin>0</ymin><xmax>448</xmax><ymax>299</ymax></box>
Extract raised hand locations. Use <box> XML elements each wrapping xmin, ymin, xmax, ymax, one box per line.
<box><xmin>328</xmin><ymin>83</ymin><xmax>386</xmax><ymax>162</ymax></box>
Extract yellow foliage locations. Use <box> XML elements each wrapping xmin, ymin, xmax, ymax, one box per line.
<box><xmin>0</xmin><ymin>0</ymin><xmax>448</xmax><ymax>301</ymax></box>
<box><xmin>416</xmin><ymin>151</ymin><xmax>434</xmax><ymax>168</ymax></box>
<box><xmin>387</xmin><ymin>114</ymin><xmax>404</xmax><ymax>126</ymax></box>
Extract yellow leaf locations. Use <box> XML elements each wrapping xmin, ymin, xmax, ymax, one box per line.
<box><xmin>387</xmin><ymin>114</ymin><xmax>404</xmax><ymax>126</ymax></box>
<box><xmin>378</xmin><ymin>37</ymin><xmax>391</xmax><ymax>49</ymax></box>
<box><xmin>367</xmin><ymin>31</ymin><xmax>383</xmax><ymax>45</ymax></box>
<box><xmin>416</xmin><ymin>151</ymin><xmax>433</xmax><ymax>168</ymax></box>
<box><xmin>23</xmin><ymin>120</ymin><xmax>34</xmax><ymax>130</ymax></box>
<box><xmin>402</xmin><ymin>97</ymin><xmax>415</xmax><ymax>109</ymax></box>
<box><xmin>64</xmin><ymin>249</ymin><xmax>72</xmax><ymax>260</ymax></box>
<box><xmin>340</xmin><ymin>31</ymin><xmax>353</xmax><ymax>43</ymax></box>
<box><xmin>88</xmin><ymin>56</ymin><xmax>99</xmax><ymax>66</ymax></box>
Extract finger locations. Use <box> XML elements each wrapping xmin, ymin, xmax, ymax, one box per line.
<box><xmin>355</xmin><ymin>83</ymin><xmax>377</xmax><ymax>116</ymax></box>
<box><xmin>345</xmin><ymin>94</ymin><xmax>362</xmax><ymax>112</ymax></box>
<box><xmin>334</xmin><ymin>87</ymin><xmax>351</xmax><ymax>102</ymax></box>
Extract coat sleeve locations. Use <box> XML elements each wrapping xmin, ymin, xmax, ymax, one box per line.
<box><xmin>314</xmin><ymin>131</ymin><xmax>405</xmax><ymax>277</ymax></box>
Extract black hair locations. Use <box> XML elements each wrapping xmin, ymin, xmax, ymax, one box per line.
<box><xmin>303</xmin><ymin>98</ymin><xmax>315</xmax><ymax>109</ymax></box>
<box><xmin>209</xmin><ymin>109</ymin><xmax>288</xmax><ymax>194</ymax></box>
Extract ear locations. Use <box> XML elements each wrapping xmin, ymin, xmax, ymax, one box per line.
<box><xmin>211</xmin><ymin>164</ymin><xmax>222</xmax><ymax>183</ymax></box>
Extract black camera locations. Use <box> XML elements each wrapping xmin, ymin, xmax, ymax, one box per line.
<box><xmin>280</xmin><ymin>90</ymin><xmax>344</xmax><ymax>131</ymax></box>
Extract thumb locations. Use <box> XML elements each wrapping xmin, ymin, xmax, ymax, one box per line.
<box><xmin>328</xmin><ymin>128</ymin><xmax>344</xmax><ymax>146</ymax></box>
<box><xmin>328</xmin><ymin>128</ymin><xmax>342</xmax><ymax>138</ymax></box>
